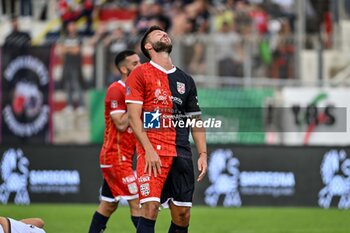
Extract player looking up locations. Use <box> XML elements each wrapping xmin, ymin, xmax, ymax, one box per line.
<box><xmin>126</xmin><ymin>25</ymin><xmax>208</xmax><ymax>233</ymax></box>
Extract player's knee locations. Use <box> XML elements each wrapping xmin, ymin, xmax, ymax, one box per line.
<box><xmin>173</xmin><ymin>208</ymin><xmax>190</xmax><ymax>226</ymax></box>
<box><xmin>142</xmin><ymin>202</ymin><xmax>160</xmax><ymax>219</ymax></box>
<box><xmin>100</xmin><ymin>201</ymin><xmax>118</xmax><ymax>215</ymax></box>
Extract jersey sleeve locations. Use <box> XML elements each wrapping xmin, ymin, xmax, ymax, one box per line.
<box><xmin>185</xmin><ymin>76</ymin><xmax>201</xmax><ymax>116</ymax></box>
<box><xmin>125</xmin><ymin>66</ymin><xmax>145</xmax><ymax>105</ymax></box>
<box><xmin>106</xmin><ymin>84</ymin><xmax>126</xmax><ymax>115</ymax></box>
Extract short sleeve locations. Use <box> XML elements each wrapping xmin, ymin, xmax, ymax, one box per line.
<box><xmin>185</xmin><ymin>76</ymin><xmax>201</xmax><ymax>116</ymax></box>
<box><xmin>125</xmin><ymin>66</ymin><xmax>145</xmax><ymax>105</ymax></box>
<box><xmin>106</xmin><ymin>84</ymin><xmax>126</xmax><ymax>115</ymax></box>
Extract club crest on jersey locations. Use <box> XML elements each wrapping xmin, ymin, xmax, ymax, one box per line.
<box><xmin>177</xmin><ymin>82</ymin><xmax>185</xmax><ymax>94</ymax></box>
<box><xmin>140</xmin><ymin>183</ymin><xmax>150</xmax><ymax>196</ymax></box>
<box><xmin>111</xmin><ymin>100</ymin><xmax>118</xmax><ymax>108</ymax></box>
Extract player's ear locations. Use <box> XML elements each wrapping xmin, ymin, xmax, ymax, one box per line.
<box><xmin>144</xmin><ymin>42</ymin><xmax>152</xmax><ymax>51</ymax></box>
<box><xmin>120</xmin><ymin>65</ymin><xmax>128</xmax><ymax>75</ymax></box>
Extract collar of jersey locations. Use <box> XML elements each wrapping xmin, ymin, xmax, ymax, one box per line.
<box><xmin>118</xmin><ymin>80</ymin><xmax>125</xmax><ymax>87</ymax></box>
<box><xmin>150</xmin><ymin>60</ymin><xmax>176</xmax><ymax>74</ymax></box>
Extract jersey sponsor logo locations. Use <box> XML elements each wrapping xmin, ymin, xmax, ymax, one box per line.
<box><xmin>138</xmin><ymin>175</ymin><xmax>150</xmax><ymax>183</ymax></box>
<box><xmin>154</xmin><ymin>89</ymin><xmax>168</xmax><ymax>105</ymax></box>
<box><xmin>177</xmin><ymin>82</ymin><xmax>185</xmax><ymax>94</ymax></box>
<box><xmin>170</xmin><ymin>96</ymin><xmax>183</xmax><ymax>105</ymax></box>
<box><xmin>122</xmin><ymin>175</ymin><xmax>136</xmax><ymax>184</ymax></box>
<box><xmin>140</xmin><ymin>183</ymin><xmax>150</xmax><ymax>196</ymax></box>
<box><xmin>143</xmin><ymin>110</ymin><xmax>161</xmax><ymax>129</ymax></box>
<box><xmin>318</xmin><ymin>150</ymin><xmax>350</xmax><ymax>209</ymax></box>
<box><xmin>111</xmin><ymin>100</ymin><xmax>118</xmax><ymax>108</ymax></box>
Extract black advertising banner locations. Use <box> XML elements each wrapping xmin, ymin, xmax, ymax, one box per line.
<box><xmin>1</xmin><ymin>46</ymin><xmax>53</xmax><ymax>143</ymax></box>
<box><xmin>0</xmin><ymin>145</ymin><xmax>101</xmax><ymax>204</ymax></box>
<box><xmin>195</xmin><ymin>145</ymin><xmax>350</xmax><ymax>209</ymax></box>
<box><xmin>1</xmin><ymin>145</ymin><xmax>349</xmax><ymax>209</ymax></box>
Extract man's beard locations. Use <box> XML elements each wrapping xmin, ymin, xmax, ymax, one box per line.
<box><xmin>152</xmin><ymin>41</ymin><xmax>172</xmax><ymax>54</ymax></box>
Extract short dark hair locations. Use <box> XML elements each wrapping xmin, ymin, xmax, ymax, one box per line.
<box><xmin>114</xmin><ymin>50</ymin><xmax>137</xmax><ymax>70</ymax></box>
<box><xmin>140</xmin><ymin>25</ymin><xmax>165</xmax><ymax>59</ymax></box>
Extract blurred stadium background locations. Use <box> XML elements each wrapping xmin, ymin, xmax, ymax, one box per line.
<box><xmin>1</xmin><ymin>0</ymin><xmax>350</xmax><ymax>232</ymax></box>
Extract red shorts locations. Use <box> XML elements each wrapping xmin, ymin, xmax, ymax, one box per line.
<box><xmin>137</xmin><ymin>155</ymin><xmax>173</xmax><ymax>204</ymax></box>
<box><xmin>101</xmin><ymin>160</ymin><xmax>138</xmax><ymax>202</ymax></box>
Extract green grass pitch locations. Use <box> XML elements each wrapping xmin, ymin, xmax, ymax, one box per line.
<box><xmin>1</xmin><ymin>204</ymin><xmax>350</xmax><ymax>233</ymax></box>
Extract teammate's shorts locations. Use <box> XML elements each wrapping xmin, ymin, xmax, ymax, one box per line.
<box><xmin>137</xmin><ymin>155</ymin><xmax>194</xmax><ymax>207</ymax></box>
<box><xmin>100</xmin><ymin>162</ymin><xmax>138</xmax><ymax>202</ymax></box>
<box><xmin>7</xmin><ymin>218</ymin><xmax>46</xmax><ymax>233</ymax></box>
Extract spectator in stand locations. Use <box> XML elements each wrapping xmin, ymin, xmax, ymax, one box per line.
<box><xmin>57</xmin><ymin>21</ymin><xmax>85</xmax><ymax>113</ymax></box>
<box><xmin>185</xmin><ymin>0</ymin><xmax>210</xmax><ymax>33</ymax></box>
<box><xmin>234</xmin><ymin>0</ymin><xmax>253</xmax><ymax>36</ymax></box>
<box><xmin>169</xmin><ymin>11</ymin><xmax>192</xmax><ymax>37</ymax></box>
<box><xmin>213</xmin><ymin>0</ymin><xmax>235</xmax><ymax>32</ymax></box>
<box><xmin>4</xmin><ymin>15</ymin><xmax>31</xmax><ymax>47</ymax></box>
<box><xmin>58</xmin><ymin>0</ymin><xmax>81</xmax><ymax>34</ymax></box>
<box><xmin>271</xmin><ymin>19</ymin><xmax>294</xmax><ymax>79</ymax></box>
<box><xmin>79</xmin><ymin>0</ymin><xmax>95</xmax><ymax>35</ymax></box>
<box><xmin>250</xmin><ymin>3</ymin><xmax>269</xmax><ymax>36</ymax></box>
<box><xmin>133</xmin><ymin>0</ymin><xmax>156</xmax><ymax>35</ymax></box>
<box><xmin>214</xmin><ymin>21</ymin><xmax>244</xmax><ymax>78</ymax></box>
<box><xmin>103</xmin><ymin>27</ymin><xmax>130</xmax><ymax>85</ymax></box>
<box><xmin>20</xmin><ymin>0</ymin><xmax>32</xmax><ymax>17</ymax></box>
<box><xmin>58</xmin><ymin>0</ymin><xmax>95</xmax><ymax>36</ymax></box>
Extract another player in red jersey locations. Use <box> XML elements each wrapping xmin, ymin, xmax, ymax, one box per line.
<box><xmin>126</xmin><ymin>26</ymin><xmax>208</xmax><ymax>233</ymax></box>
<box><xmin>88</xmin><ymin>50</ymin><xmax>141</xmax><ymax>233</ymax></box>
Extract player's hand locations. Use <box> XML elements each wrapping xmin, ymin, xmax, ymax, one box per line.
<box><xmin>144</xmin><ymin>148</ymin><xmax>162</xmax><ymax>177</ymax></box>
<box><xmin>197</xmin><ymin>154</ymin><xmax>207</xmax><ymax>182</ymax></box>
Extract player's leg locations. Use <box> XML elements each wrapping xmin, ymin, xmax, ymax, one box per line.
<box><xmin>136</xmin><ymin>156</ymin><xmax>173</xmax><ymax>233</ymax></box>
<box><xmin>169</xmin><ymin>203</ymin><xmax>191</xmax><ymax>233</ymax></box>
<box><xmin>162</xmin><ymin>156</ymin><xmax>195</xmax><ymax>233</ymax></box>
<box><xmin>88</xmin><ymin>179</ymin><xmax>118</xmax><ymax>233</ymax></box>
<box><xmin>127</xmin><ymin>198</ymin><xmax>141</xmax><ymax>228</ymax></box>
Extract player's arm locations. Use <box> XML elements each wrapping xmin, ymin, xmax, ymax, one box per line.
<box><xmin>20</xmin><ymin>218</ymin><xmax>45</xmax><ymax>228</ymax></box>
<box><xmin>191</xmin><ymin>115</ymin><xmax>208</xmax><ymax>182</ymax></box>
<box><xmin>127</xmin><ymin>103</ymin><xmax>161</xmax><ymax>177</ymax></box>
<box><xmin>186</xmin><ymin>76</ymin><xmax>207</xmax><ymax>182</ymax></box>
<box><xmin>111</xmin><ymin>112</ymin><xmax>129</xmax><ymax>132</ymax></box>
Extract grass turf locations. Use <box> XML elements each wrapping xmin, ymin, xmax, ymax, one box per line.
<box><xmin>1</xmin><ymin>204</ymin><xmax>350</xmax><ymax>233</ymax></box>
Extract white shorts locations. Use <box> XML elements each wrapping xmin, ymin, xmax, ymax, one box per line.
<box><xmin>0</xmin><ymin>225</ymin><xmax>4</xmax><ymax>233</ymax></box>
<box><xmin>8</xmin><ymin>218</ymin><xmax>46</xmax><ymax>233</ymax></box>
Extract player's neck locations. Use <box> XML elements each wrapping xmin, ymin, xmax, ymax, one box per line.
<box><xmin>120</xmin><ymin>76</ymin><xmax>127</xmax><ymax>84</ymax></box>
<box><xmin>151</xmin><ymin>52</ymin><xmax>173</xmax><ymax>71</ymax></box>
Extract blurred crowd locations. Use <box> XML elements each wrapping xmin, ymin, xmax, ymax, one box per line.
<box><xmin>1</xmin><ymin>0</ymin><xmax>346</xmax><ymax>113</ymax></box>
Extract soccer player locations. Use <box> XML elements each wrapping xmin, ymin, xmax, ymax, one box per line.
<box><xmin>88</xmin><ymin>50</ymin><xmax>141</xmax><ymax>233</ymax></box>
<box><xmin>0</xmin><ymin>216</ymin><xmax>45</xmax><ymax>233</ymax></box>
<box><xmin>126</xmin><ymin>26</ymin><xmax>208</xmax><ymax>233</ymax></box>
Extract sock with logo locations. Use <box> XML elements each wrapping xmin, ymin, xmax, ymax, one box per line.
<box><xmin>131</xmin><ymin>216</ymin><xmax>140</xmax><ymax>228</ymax></box>
<box><xmin>168</xmin><ymin>221</ymin><xmax>188</xmax><ymax>233</ymax></box>
<box><xmin>88</xmin><ymin>211</ymin><xmax>109</xmax><ymax>233</ymax></box>
<box><xmin>137</xmin><ymin>217</ymin><xmax>156</xmax><ymax>233</ymax></box>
